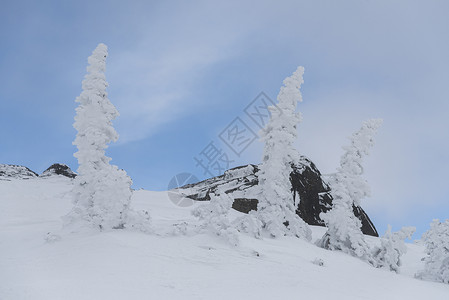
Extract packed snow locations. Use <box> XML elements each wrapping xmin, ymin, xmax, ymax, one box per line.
<box><xmin>1</xmin><ymin>177</ymin><xmax>448</xmax><ymax>299</ymax></box>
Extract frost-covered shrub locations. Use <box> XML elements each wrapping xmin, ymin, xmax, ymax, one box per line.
<box><xmin>318</xmin><ymin>119</ymin><xmax>382</xmax><ymax>262</ymax></box>
<box><xmin>312</xmin><ymin>258</ymin><xmax>324</xmax><ymax>267</ymax></box>
<box><xmin>255</xmin><ymin>66</ymin><xmax>311</xmax><ymax>241</ymax></box>
<box><xmin>233</xmin><ymin>211</ymin><xmax>262</xmax><ymax>239</ymax></box>
<box><xmin>171</xmin><ymin>222</ymin><xmax>191</xmax><ymax>236</ymax></box>
<box><xmin>192</xmin><ymin>193</ymin><xmax>239</xmax><ymax>246</ymax></box>
<box><xmin>373</xmin><ymin>225</ymin><xmax>415</xmax><ymax>272</ymax></box>
<box><xmin>64</xmin><ymin>43</ymin><xmax>150</xmax><ymax>232</ymax></box>
<box><xmin>125</xmin><ymin>209</ymin><xmax>152</xmax><ymax>233</ymax></box>
<box><xmin>416</xmin><ymin>219</ymin><xmax>449</xmax><ymax>283</ymax></box>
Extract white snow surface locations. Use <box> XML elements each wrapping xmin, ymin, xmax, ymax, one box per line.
<box><xmin>1</xmin><ymin>178</ymin><xmax>448</xmax><ymax>299</ymax></box>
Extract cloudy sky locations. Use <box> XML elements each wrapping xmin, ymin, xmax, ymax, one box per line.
<box><xmin>1</xmin><ymin>0</ymin><xmax>448</xmax><ymax>237</ymax></box>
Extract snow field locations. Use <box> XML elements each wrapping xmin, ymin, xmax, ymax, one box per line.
<box><xmin>1</xmin><ymin>178</ymin><xmax>448</xmax><ymax>299</ymax></box>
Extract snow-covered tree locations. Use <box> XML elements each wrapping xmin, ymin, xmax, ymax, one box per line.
<box><xmin>255</xmin><ymin>66</ymin><xmax>311</xmax><ymax>240</ymax></box>
<box><xmin>318</xmin><ymin>119</ymin><xmax>382</xmax><ymax>261</ymax></box>
<box><xmin>373</xmin><ymin>225</ymin><xmax>415</xmax><ymax>272</ymax></box>
<box><xmin>64</xmin><ymin>43</ymin><xmax>150</xmax><ymax>232</ymax></box>
<box><xmin>192</xmin><ymin>192</ymin><xmax>239</xmax><ymax>246</ymax></box>
<box><xmin>416</xmin><ymin>219</ymin><xmax>449</xmax><ymax>284</ymax></box>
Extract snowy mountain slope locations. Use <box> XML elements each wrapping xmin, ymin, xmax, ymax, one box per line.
<box><xmin>1</xmin><ymin>178</ymin><xmax>448</xmax><ymax>299</ymax></box>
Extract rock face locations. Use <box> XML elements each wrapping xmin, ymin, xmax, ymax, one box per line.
<box><xmin>40</xmin><ymin>164</ymin><xmax>77</xmax><ymax>178</ymax></box>
<box><xmin>0</xmin><ymin>163</ymin><xmax>77</xmax><ymax>180</ymax></box>
<box><xmin>0</xmin><ymin>164</ymin><xmax>38</xmax><ymax>179</ymax></box>
<box><xmin>177</xmin><ymin>156</ymin><xmax>378</xmax><ymax>237</ymax></box>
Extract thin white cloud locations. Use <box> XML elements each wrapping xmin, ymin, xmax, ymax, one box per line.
<box><xmin>102</xmin><ymin>1</ymin><xmax>267</xmax><ymax>143</ymax></box>
<box><xmin>101</xmin><ymin>0</ymin><xmax>449</xmax><ymax>146</ymax></box>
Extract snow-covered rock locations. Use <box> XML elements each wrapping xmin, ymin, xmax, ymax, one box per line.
<box><xmin>0</xmin><ymin>164</ymin><xmax>38</xmax><ymax>179</ymax></box>
<box><xmin>177</xmin><ymin>156</ymin><xmax>378</xmax><ymax>236</ymax></box>
<box><xmin>40</xmin><ymin>163</ymin><xmax>77</xmax><ymax>178</ymax></box>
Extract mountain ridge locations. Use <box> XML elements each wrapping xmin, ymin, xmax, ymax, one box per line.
<box><xmin>0</xmin><ymin>163</ymin><xmax>76</xmax><ymax>180</ymax></box>
<box><xmin>1</xmin><ymin>159</ymin><xmax>378</xmax><ymax>236</ymax></box>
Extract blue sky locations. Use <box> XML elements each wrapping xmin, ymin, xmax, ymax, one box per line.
<box><xmin>1</xmin><ymin>0</ymin><xmax>448</xmax><ymax>238</ymax></box>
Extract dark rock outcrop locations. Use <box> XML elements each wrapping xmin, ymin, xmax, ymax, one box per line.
<box><xmin>0</xmin><ymin>164</ymin><xmax>38</xmax><ymax>179</ymax></box>
<box><xmin>0</xmin><ymin>163</ymin><xmax>77</xmax><ymax>180</ymax></box>
<box><xmin>177</xmin><ymin>156</ymin><xmax>378</xmax><ymax>237</ymax></box>
<box><xmin>40</xmin><ymin>164</ymin><xmax>77</xmax><ymax>178</ymax></box>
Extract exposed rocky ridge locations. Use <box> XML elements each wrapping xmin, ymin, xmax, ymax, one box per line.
<box><xmin>177</xmin><ymin>156</ymin><xmax>378</xmax><ymax>237</ymax></box>
<box><xmin>40</xmin><ymin>164</ymin><xmax>77</xmax><ymax>178</ymax></box>
<box><xmin>0</xmin><ymin>163</ymin><xmax>76</xmax><ymax>180</ymax></box>
<box><xmin>0</xmin><ymin>164</ymin><xmax>38</xmax><ymax>179</ymax></box>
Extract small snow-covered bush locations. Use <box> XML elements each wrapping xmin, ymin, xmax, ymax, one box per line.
<box><xmin>233</xmin><ymin>211</ymin><xmax>262</xmax><ymax>239</ymax></box>
<box><xmin>373</xmin><ymin>225</ymin><xmax>415</xmax><ymax>272</ymax></box>
<box><xmin>312</xmin><ymin>258</ymin><xmax>325</xmax><ymax>266</ymax></box>
<box><xmin>416</xmin><ymin>219</ymin><xmax>449</xmax><ymax>284</ymax></box>
<box><xmin>192</xmin><ymin>192</ymin><xmax>239</xmax><ymax>246</ymax></box>
<box><xmin>171</xmin><ymin>222</ymin><xmax>191</xmax><ymax>236</ymax></box>
<box><xmin>125</xmin><ymin>209</ymin><xmax>152</xmax><ymax>233</ymax></box>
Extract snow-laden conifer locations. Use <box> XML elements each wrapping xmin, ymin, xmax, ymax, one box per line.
<box><xmin>416</xmin><ymin>219</ymin><xmax>449</xmax><ymax>283</ymax></box>
<box><xmin>255</xmin><ymin>66</ymin><xmax>311</xmax><ymax>240</ymax></box>
<box><xmin>373</xmin><ymin>225</ymin><xmax>415</xmax><ymax>272</ymax></box>
<box><xmin>318</xmin><ymin>119</ymin><xmax>382</xmax><ymax>261</ymax></box>
<box><xmin>64</xmin><ymin>43</ymin><xmax>150</xmax><ymax>232</ymax></box>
